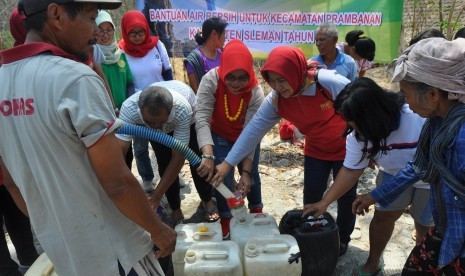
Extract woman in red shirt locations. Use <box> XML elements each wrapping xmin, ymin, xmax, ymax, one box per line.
<box><xmin>195</xmin><ymin>40</ymin><xmax>265</xmax><ymax>238</ymax></box>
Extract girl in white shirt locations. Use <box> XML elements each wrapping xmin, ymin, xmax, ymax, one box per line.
<box><xmin>303</xmin><ymin>77</ymin><xmax>432</xmax><ymax>275</ymax></box>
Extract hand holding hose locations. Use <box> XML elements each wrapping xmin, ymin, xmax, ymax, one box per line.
<box><xmin>197</xmin><ymin>157</ymin><xmax>215</xmax><ymax>182</ymax></box>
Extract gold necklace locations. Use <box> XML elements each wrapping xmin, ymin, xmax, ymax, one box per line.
<box><xmin>224</xmin><ymin>93</ymin><xmax>244</xmax><ymax>122</ymax></box>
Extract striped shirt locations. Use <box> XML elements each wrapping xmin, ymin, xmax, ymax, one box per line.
<box><xmin>116</xmin><ymin>80</ymin><xmax>195</xmax><ymax>145</ymax></box>
<box><xmin>130</xmin><ymin>252</ymin><xmax>163</xmax><ymax>276</ymax></box>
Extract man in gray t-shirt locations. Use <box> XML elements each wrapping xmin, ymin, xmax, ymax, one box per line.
<box><xmin>0</xmin><ymin>1</ymin><xmax>175</xmax><ymax>275</ymax></box>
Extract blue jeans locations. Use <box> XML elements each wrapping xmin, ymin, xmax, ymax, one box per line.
<box><xmin>212</xmin><ymin>133</ymin><xmax>263</xmax><ymax>218</ymax></box>
<box><xmin>303</xmin><ymin>155</ymin><xmax>358</xmax><ymax>244</ymax></box>
<box><xmin>133</xmin><ymin>137</ymin><xmax>155</xmax><ymax>182</ymax></box>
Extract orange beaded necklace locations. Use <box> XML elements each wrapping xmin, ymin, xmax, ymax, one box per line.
<box><xmin>224</xmin><ymin>93</ymin><xmax>244</xmax><ymax>122</ymax></box>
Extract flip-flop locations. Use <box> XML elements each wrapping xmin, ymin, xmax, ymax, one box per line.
<box><xmin>352</xmin><ymin>264</ymin><xmax>381</xmax><ymax>276</ymax></box>
<box><xmin>204</xmin><ymin>204</ymin><xmax>220</xmax><ymax>222</ymax></box>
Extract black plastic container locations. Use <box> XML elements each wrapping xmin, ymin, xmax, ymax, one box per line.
<box><xmin>279</xmin><ymin>210</ymin><xmax>339</xmax><ymax>276</ymax></box>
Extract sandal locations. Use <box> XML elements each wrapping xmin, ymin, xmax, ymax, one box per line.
<box><xmin>352</xmin><ymin>264</ymin><xmax>382</xmax><ymax>276</ymax></box>
<box><xmin>203</xmin><ymin>202</ymin><xmax>220</xmax><ymax>222</ymax></box>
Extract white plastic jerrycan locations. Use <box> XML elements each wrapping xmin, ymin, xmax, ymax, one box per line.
<box><xmin>173</xmin><ymin>222</ymin><xmax>223</xmax><ymax>276</ymax></box>
<box><xmin>184</xmin><ymin>241</ymin><xmax>243</xmax><ymax>276</ymax></box>
<box><xmin>230</xmin><ymin>213</ymin><xmax>280</xmax><ymax>253</ymax></box>
<box><xmin>244</xmin><ymin>234</ymin><xmax>302</xmax><ymax>276</ymax></box>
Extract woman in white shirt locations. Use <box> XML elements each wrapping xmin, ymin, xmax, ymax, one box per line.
<box><xmin>303</xmin><ymin>77</ymin><xmax>433</xmax><ymax>276</ymax></box>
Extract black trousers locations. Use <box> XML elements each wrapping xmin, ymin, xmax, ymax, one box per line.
<box><xmin>125</xmin><ymin>143</ymin><xmax>134</xmax><ymax>169</ymax></box>
<box><xmin>0</xmin><ymin>185</ymin><xmax>39</xmax><ymax>276</ymax></box>
<box><xmin>149</xmin><ymin>125</ymin><xmax>212</xmax><ymax>211</ymax></box>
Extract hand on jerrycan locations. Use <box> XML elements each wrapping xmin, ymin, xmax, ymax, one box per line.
<box><xmin>151</xmin><ymin>219</ymin><xmax>176</xmax><ymax>258</ymax></box>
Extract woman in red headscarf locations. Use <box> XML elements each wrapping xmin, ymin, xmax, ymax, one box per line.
<box><xmin>119</xmin><ymin>10</ymin><xmax>172</xmax><ymax>91</ymax></box>
<box><xmin>195</xmin><ymin>39</ymin><xmax>264</xmax><ymax>238</ymax></box>
<box><xmin>211</xmin><ymin>46</ymin><xmax>356</xmax><ymax>255</ymax></box>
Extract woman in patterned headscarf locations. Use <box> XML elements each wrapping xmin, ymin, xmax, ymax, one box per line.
<box><xmin>353</xmin><ymin>37</ymin><xmax>465</xmax><ymax>275</ymax></box>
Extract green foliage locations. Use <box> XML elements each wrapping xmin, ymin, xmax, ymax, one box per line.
<box><xmin>405</xmin><ymin>0</ymin><xmax>464</xmax><ymax>42</ymax></box>
<box><xmin>439</xmin><ymin>0</ymin><xmax>465</xmax><ymax>39</ymax></box>
<box><xmin>0</xmin><ymin>0</ymin><xmax>16</xmax><ymax>50</ymax></box>
<box><xmin>107</xmin><ymin>0</ymin><xmax>135</xmax><ymax>39</ymax></box>
<box><xmin>0</xmin><ymin>30</ymin><xmax>14</xmax><ymax>50</ymax></box>
<box><xmin>407</xmin><ymin>0</ymin><xmax>436</xmax><ymax>32</ymax></box>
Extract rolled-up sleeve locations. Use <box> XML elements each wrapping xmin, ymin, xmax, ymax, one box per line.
<box><xmin>57</xmin><ymin>75</ymin><xmax>118</xmax><ymax>148</ymax></box>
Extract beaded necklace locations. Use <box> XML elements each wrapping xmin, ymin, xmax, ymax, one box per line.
<box><xmin>224</xmin><ymin>93</ymin><xmax>244</xmax><ymax>121</ymax></box>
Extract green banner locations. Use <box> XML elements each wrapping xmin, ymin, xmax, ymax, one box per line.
<box><xmin>137</xmin><ymin>0</ymin><xmax>404</xmax><ymax>63</ymax></box>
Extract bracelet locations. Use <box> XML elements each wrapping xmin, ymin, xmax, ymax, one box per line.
<box><xmin>202</xmin><ymin>154</ymin><xmax>216</xmax><ymax>160</ymax></box>
<box><xmin>242</xmin><ymin>170</ymin><xmax>251</xmax><ymax>177</ymax></box>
